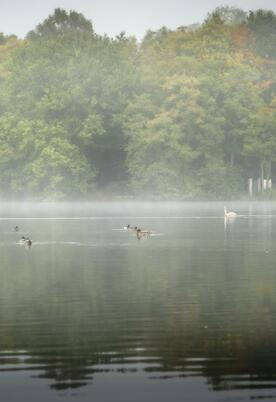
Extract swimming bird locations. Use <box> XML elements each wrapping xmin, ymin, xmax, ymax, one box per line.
<box><xmin>136</xmin><ymin>228</ymin><xmax>142</xmax><ymax>240</ymax></box>
<box><xmin>19</xmin><ymin>236</ymin><xmax>26</xmax><ymax>245</ymax></box>
<box><xmin>25</xmin><ymin>238</ymin><xmax>32</xmax><ymax>248</ymax></box>
<box><xmin>224</xmin><ymin>206</ymin><xmax>237</xmax><ymax>218</ymax></box>
<box><xmin>135</xmin><ymin>227</ymin><xmax>151</xmax><ymax>239</ymax></box>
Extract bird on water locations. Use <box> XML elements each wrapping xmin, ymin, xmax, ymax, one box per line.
<box><xmin>224</xmin><ymin>206</ymin><xmax>237</xmax><ymax>218</ymax></box>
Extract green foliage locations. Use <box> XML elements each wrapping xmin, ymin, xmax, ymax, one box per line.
<box><xmin>0</xmin><ymin>114</ymin><xmax>94</xmax><ymax>198</ymax></box>
<box><xmin>26</xmin><ymin>8</ymin><xmax>94</xmax><ymax>41</ymax></box>
<box><xmin>207</xmin><ymin>7</ymin><xmax>247</xmax><ymax>25</ymax></box>
<box><xmin>197</xmin><ymin>161</ymin><xmax>244</xmax><ymax>199</ymax></box>
<box><xmin>246</xmin><ymin>10</ymin><xmax>276</xmax><ymax>59</ymax></box>
<box><xmin>0</xmin><ymin>7</ymin><xmax>276</xmax><ymax>199</ymax></box>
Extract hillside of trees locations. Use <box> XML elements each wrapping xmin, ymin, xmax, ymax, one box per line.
<box><xmin>1</xmin><ymin>7</ymin><xmax>276</xmax><ymax>199</ymax></box>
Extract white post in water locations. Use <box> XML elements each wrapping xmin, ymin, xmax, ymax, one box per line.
<box><xmin>263</xmin><ymin>179</ymin><xmax>267</xmax><ymax>191</ymax></box>
<box><xmin>268</xmin><ymin>179</ymin><xmax>272</xmax><ymax>189</ymax></box>
<box><xmin>257</xmin><ymin>178</ymin><xmax>261</xmax><ymax>193</ymax></box>
<box><xmin>248</xmin><ymin>178</ymin><xmax>253</xmax><ymax>197</ymax></box>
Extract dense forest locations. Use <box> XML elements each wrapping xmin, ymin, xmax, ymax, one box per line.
<box><xmin>1</xmin><ymin>7</ymin><xmax>276</xmax><ymax>199</ymax></box>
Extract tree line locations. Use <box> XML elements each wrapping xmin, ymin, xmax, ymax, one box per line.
<box><xmin>0</xmin><ymin>7</ymin><xmax>276</xmax><ymax>199</ymax></box>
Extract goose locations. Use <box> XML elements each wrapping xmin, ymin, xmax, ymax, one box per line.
<box><xmin>224</xmin><ymin>206</ymin><xmax>237</xmax><ymax>218</ymax></box>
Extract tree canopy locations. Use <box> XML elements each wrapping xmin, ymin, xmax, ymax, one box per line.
<box><xmin>0</xmin><ymin>7</ymin><xmax>276</xmax><ymax>199</ymax></box>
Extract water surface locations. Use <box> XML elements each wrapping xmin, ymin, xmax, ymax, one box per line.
<box><xmin>1</xmin><ymin>202</ymin><xmax>276</xmax><ymax>401</ymax></box>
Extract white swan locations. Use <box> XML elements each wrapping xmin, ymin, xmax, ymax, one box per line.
<box><xmin>224</xmin><ymin>206</ymin><xmax>237</xmax><ymax>218</ymax></box>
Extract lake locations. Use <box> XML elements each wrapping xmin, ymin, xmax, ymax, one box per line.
<box><xmin>1</xmin><ymin>201</ymin><xmax>276</xmax><ymax>402</ymax></box>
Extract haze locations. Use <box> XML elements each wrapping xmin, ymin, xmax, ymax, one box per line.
<box><xmin>1</xmin><ymin>0</ymin><xmax>276</xmax><ymax>39</ymax></box>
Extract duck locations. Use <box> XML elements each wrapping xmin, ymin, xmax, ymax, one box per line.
<box><xmin>19</xmin><ymin>236</ymin><xmax>26</xmax><ymax>245</ymax></box>
<box><xmin>224</xmin><ymin>206</ymin><xmax>237</xmax><ymax>218</ymax></box>
<box><xmin>136</xmin><ymin>228</ymin><xmax>143</xmax><ymax>240</ymax></box>
<box><xmin>135</xmin><ymin>227</ymin><xmax>151</xmax><ymax>239</ymax></box>
<box><xmin>25</xmin><ymin>238</ymin><xmax>32</xmax><ymax>248</ymax></box>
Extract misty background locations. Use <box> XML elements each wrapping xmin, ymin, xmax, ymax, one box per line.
<box><xmin>0</xmin><ymin>4</ymin><xmax>276</xmax><ymax>199</ymax></box>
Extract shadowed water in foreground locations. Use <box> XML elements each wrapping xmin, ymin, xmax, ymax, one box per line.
<box><xmin>1</xmin><ymin>202</ymin><xmax>276</xmax><ymax>401</ymax></box>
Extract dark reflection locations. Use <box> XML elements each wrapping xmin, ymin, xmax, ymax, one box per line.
<box><xmin>33</xmin><ymin>357</ymin><xmax>93</xmax><ymax>390</ymax></box>
<box><xmin>1</xmin><ymin>202</ymin><xmax>276</xmax><ymax>399</ymax></box>
<box><xmin>2</xmin><ymin>333</ymin><xmax>276</xmax><ymax>393</ymax></box>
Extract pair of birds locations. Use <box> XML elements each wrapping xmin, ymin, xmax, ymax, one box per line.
<box><xmin>14</xmin><ymin>225</ymin><xmax>32</xmax><ymax>247</ymax></box>
<box><xmin>124</xmin><ymin>225</ymin><xmax>151</xmax><ymax>238</ymax></box>
<box><xmin>19</xmin><ymin>236</ymin><xmax>32</xmax><ymax>247</ymax></box>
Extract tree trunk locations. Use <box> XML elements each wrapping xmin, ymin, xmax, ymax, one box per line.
<box><xmin>260</xmin><ymin>161</ymin><xmax>264</xmax><ymax>192</ymax></box>
<box><xmin>266</xmin><ymin>160</ymin><xmax>272</xmax><ymax>181</ymax></box>
<box><xmin>248</xmin><ymin>178</ymin><xmax>253</xmax><ymax>197</ymax></box>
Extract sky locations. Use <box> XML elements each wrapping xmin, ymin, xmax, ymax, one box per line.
<box><xmin>1</xmin><ymin>0</ymin><xmax>276</xmax><ymax>39</ymax></box>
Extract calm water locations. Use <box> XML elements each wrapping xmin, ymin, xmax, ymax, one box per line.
<box><xmin>1</xmin><ymin>202</ymin><xmax>276</xmax><ymax>402</ymax></box>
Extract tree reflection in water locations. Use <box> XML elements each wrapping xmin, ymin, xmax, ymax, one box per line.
<box><xmin>0</xmin><ymin>202</ymin><xmax>276</xmax><ymax>399</ymax></box>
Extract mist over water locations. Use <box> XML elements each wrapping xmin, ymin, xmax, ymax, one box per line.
<box><xmin>1</xmin><ymin>202</ymin><xmax>276</xmax><ymax>402</ymax></box>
